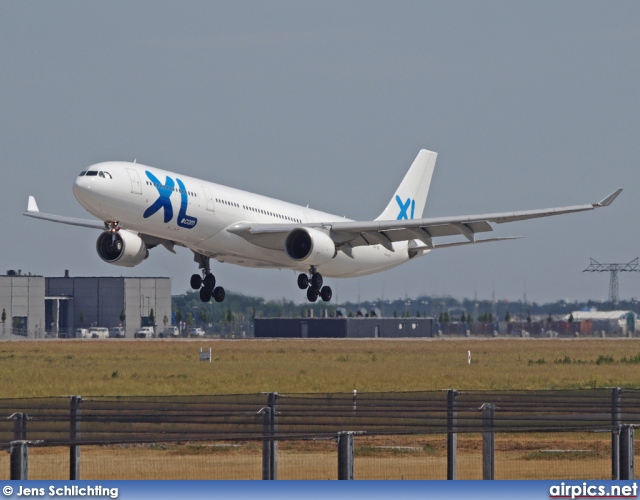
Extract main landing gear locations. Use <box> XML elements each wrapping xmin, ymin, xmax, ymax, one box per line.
<box><xmin>298</xmin><ymin>267</ymin><xmax>332</xmax><ymax>303</ymax></box>
<box><xmin>191</xmin><ymin>254</ymin><xmax>225</xmax><ymax>303</ymax></box>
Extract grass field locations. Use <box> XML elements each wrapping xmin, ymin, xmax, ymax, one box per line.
<box><xmin>1</xmin><ymin>337</ymin><xmax>640</xmax><ymax>397</ymax></box>
<box><xmin>1</xmin><ymin>337</ymin><xmax>636</xmax><ymax>480</ymax></box>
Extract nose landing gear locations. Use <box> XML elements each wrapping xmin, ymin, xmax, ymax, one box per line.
<box><xmin>299</xmin><ymin>267</ymin><xmax>332</xmax><ymax>303</ymax></box>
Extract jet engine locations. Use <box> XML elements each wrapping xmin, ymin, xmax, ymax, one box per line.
<box><xmin>96</xmin><ymin>230</ymin><xmax>148</xmax><ymax>267</ymax></box>
<box><xmin>285</xmin><ymin>228</ymin><xmax>336</xmax><ymax>266</ymax></box>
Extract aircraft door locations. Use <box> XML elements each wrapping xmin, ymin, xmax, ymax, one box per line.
<box><xmin>126</xmin><ymin>168</ymin><xmax>142</xmax><ymax>194</ymax></box>
<box><xmin>201</xmin><ymin>185</ymin><xmax>216</xmax><ymax>212</ymax></box>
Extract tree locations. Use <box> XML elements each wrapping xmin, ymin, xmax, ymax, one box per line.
<box><xmin>119</xmin><ymin>308</ymin><xmax>126</xmax><ymax>326</ymax></box>
<box><xmin>1</xmin><ymin>308</ymin><xmax>5</xmax><ymax>335</ymax></box>
<box><xmin>79</xmin><ymin>310</ymin><xmax>85</xmax><ymax>326</ymax></box>
<box><xmin>568</xmin><ymin>313</ymin><xmax>574</xmax><ymax>323</ymax></box>
<box><xmin>460</xmin><ymin>311</ymin><xmax>466</xmax><ymax>323</ymax></box>
<box><xmin>504</xmin><ymin>311</ymin><xmax>511</xmax><ymax>323</ymax></box>
<box><xmin>149</xmin><ymin>308</ymin><xmax>155</xmax><ymax>326</ymax></box>
<box><xmin>547</xmin><ymin>313</ymin><xmax>552</xmax><ymax>325</ymax></box>
<box><xmin>175</xmin><ymin>308</ymin><xmax>183</xmax><ymax>325</ymax></box>
<box><xmin>186</xmin><ymin>312</ymin><xmax>194</xmax><ymax>327</ymax></box>
<box><xmin>198</xmin><ymin>308</ymin><xmax>208</xmax><ymax>325</ymax></box>
<box><xmin>163</xmin><ymin>314</ymin><xmax>169</xmax><ymax>328</ymax></box>
<box><xmin>527</xmin><ymin>310</ymin><xmax>532</xmax><ymax>324</ymax></box>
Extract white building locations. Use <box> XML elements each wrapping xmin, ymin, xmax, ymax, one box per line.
<box><xmin>563</xmin><ymin>310</ymin><xmax>638</xmax><ymax>336</ymax></box>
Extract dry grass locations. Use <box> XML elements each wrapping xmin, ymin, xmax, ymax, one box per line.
<box><xmin>0</xmin><ymin>434</ymin><xmax>617</xmax><ymax>480</ymax></box>
<box><xmin>1</xmin><ymin>338</ymin><xmax>635</xmax><ymax>479</ymax></box>
<box><xmin>1</xmin><ymin>337</ymin><xmax>640</xmax><ymax>397</ymax></box>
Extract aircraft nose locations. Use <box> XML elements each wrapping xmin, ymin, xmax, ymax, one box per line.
<box><xmin>72</xmin><ymin>169</ymin><xmax>100</xmax><ymax>208</ymax></box>
<box><xmin>72</xmin><ymin>174</ymin><xmax>89</xmax><ymax>201</ymax></box>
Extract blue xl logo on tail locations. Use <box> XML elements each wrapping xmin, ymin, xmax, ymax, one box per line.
<box><xmin>143</xmin><ymin>171</ymin><xmax>198</xmax><ymax>228</ymax></box>
<box><xmin>396</xmin><ymin>195</ymin><xmax>415</xmax><ymax>220</ymax></box>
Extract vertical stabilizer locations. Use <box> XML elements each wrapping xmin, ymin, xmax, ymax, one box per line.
<box><xmin>375</xmin><ymin>149</ymin><xmax>437</xmax><ymax>221</ymax></box>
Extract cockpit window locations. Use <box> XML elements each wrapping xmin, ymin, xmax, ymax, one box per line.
<box><xmin>85</xmin><ymin>171</ymin><xmax>98</xmax><ymax>176</ymax></box>
<box><xmin>79</xmin><ymin>171</ymin><xmax>87</xmax><ymax>176</ymax></box>
<box><xmin>103</xmin><ymin>171</ymin><xmax>112</xmax><ymax>179</ymax></box>
<box><xmin>99</xmin><ymin>171</ymin><xmax>105</xmax><ymax>178</ymax></box>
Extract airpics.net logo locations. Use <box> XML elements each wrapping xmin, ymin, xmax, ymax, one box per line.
<box><xmin>549</xmin><ymin>482</ymin><xmax>638</xmax><ymax>499</ymax></box>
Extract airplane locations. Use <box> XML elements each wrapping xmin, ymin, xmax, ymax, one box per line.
<box><xmin>24</xmin><ymin>149</ymin><xmax>622</xmax><ymax>304</ymax></box>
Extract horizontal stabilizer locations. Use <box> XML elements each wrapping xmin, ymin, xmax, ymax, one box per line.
<box><xmin>431</xmin><ymin>236</ymin><xmax>522</xmax><ymax>249</ymax></box>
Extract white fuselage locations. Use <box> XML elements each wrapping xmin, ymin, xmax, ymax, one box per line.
<box><xmin>72</xmin><ymin>161</ymin><xmax>419</xmax><ymax>278</ymax></box>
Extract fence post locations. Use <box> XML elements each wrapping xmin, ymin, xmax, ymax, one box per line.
<box><xmin>620</xmin><ymin>425</ymin><xmax>634</xmax><ymax>480</ymax></box>
<box><xmin>481</xmin><ymin>403</ymin><xmax>495</xmax><ymax>480</ymax></box>
<box><xmin>447</xmin><ymin>389</ymin><xmax>458</xmax><ymax>480</ymax></box>
<box><xmin>268</xmin><ymin>392</ymin><xmax>278</xmax><ymax>480</ymax></box>
<box><xmin>337</xmin><ymin>432</ymin><xmax>354</xmax><ymax>480</ymax></box>
<box><xmin>612</xmin><ymin>387</ymin><xmax>621</xmax><ymax>479</ymax></box>
<box><xmin>13</xmin><ymin>412</ymin><xmax>28</xmax><ymax>441</ymax></box>
<box><xmin>261</xmin><ymin>407</ymin><xmax>273</xmax><ymax>480</ymax></box>
<box><xmin>70</xmin><ymin>395</ymin><xmax>82</xmax><ymax>480</ymax></box>
<box><xmin>10</xmin><ymin>441</ymin><xmax>28</xmax><ymax>480</ymax></box>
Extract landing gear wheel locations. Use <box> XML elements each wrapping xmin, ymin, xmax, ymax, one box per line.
<box><xmin>190</xmin><ymin>274</ymin><xmax>202</xmax><ymax>290</ymax></box>
<box><xmin>213</xmin><ymin>286</ymin><xmax>225</xmax><ymax>303</ymax></box>
<box><xmin>320</xmin><ymin>286</ymin><xmax>332</xmax><ymax>302</ymax></box>
<box><xmin>203</xmin><ymin>273</ymin><xmax>216</xmax><ymax>291</ymax></box>
<box><xmin>199</xmin><ymin>287</ymin><xmax>212</xmax><ymax>303</ymax></box>
<box><xmin>297</xmin><ymin>274</ymin><xmax>309</xmax><ymax>289</ymax></box>
<box><xmin>307</xmin><ymin>287</ymin><xmax>318</xmax><ymax>302</ymax></box>
<box><xmin>311</xmin><ymin>272</ymin><xmax>323</xmax><ymax>290</ymax></box>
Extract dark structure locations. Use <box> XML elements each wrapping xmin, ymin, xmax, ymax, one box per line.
<box><xmin>254</xmin><ymin>317</ymin><xmax>434</xmax><ymax>338</ymax></box>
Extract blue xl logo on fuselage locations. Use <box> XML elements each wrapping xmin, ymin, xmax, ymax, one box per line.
<box><xmin>143</xmin><ymin>171</ymin><xmax>198</xmax><ymax>228</ymax></box>
<box><xmin>396</xmin><ymin>195</ymin><xmax>415</xmax><ymax>220</ymax></box>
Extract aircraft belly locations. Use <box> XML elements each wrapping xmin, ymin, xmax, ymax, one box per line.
<box><xmin>194</xmin><ymin>231</ymin><xmax>297</xmax><ymax>269</ymax></box>
<box><xmin>320</xmin><ymin>244</ymin><xmax>411</xmax><ymax>278</ymax></box>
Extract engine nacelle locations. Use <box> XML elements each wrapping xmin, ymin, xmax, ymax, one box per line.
<box><xmin>96</xmin><ymin>230</ymin><xmax>148</xmax><ymax>267</ymax></box>
<box><xmin>285</xmin><ymin>228</ymin><xmax>336</xmax><ymax>266</ymax></box>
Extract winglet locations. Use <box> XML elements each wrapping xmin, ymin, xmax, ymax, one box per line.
<box><xmin>27</xmin><ymin>196</ymin><xmax>39</xmax><ymax>213</ymax></box>
<box><xmin>594</xmin><ymin>188</ymin><xmax>623</xmax><ymax>207</ymax></box>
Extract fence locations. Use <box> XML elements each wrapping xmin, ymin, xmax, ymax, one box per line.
<box><xmin>1</xmin><ymin>388</ymin><xmax>639</xmax><ymax>480</ymax></box>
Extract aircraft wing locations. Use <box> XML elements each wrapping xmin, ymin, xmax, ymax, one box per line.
<box><xmin>227</xmin><ymin>188</ymin><xmax>622</xmax><ymax>252</ymax></box>
<box><xmin>23</xmin><ymin>196</ymin><xmax>179</xmax><ymax>253</ymax></box>
<box><xmin>23</xmin><ymin>196</ymin><xmax>106</xmax><ymax>230</ymax></box>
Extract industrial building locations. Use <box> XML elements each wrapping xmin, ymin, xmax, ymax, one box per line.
<box><xmin>254</xmin><ymin>316</ymin><xmax>435</xmax><ymax>338</ymax></box>
<box><xmin>1</xmin><ymin>271</ymin><xmax>171</xmax><ymax>338</ymax></box>
<box><xmin>0</xmin><ymin>272</ymin><xmax>45</xmax><ymax>338</ymax></box>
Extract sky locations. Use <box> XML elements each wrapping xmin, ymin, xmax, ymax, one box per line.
<box><xmin>1</xmin><ymin>1</ymin><xmax>638</xmax><ymax>305</ymax></box>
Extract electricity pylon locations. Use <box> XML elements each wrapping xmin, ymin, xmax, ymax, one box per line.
<box><xmin>583</xmin><ymin>258</ymin><xmax>639</xmax><ymax>307</ymax></box>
